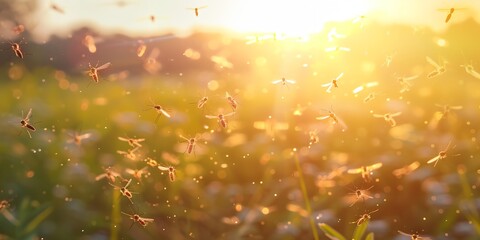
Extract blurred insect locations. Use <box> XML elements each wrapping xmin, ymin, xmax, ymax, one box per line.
<box><xmin>158</xmin><ymin>165</ymin><xmax>176</xmax><ymax>182</ymax></box>
<box><xmin>325</xmin><ymin>46</ymin><xmax>350</xmax><ymax>52</ymax></box>
<box><xmin>383</xmin><ymin>52</ymin><xmax>396</xmax><ymax>67</ymax></box>
<box><xmin>427</xmin><ymin>139</ymin><xmax>459</xmax><ymax>167</ymax></box>
<box><xmin>327</xmin><ymin>27</ymin><xmax>346</xmax><ymax>42</ymax></box>
<box><xmin>95</xmin><ymin>167</ymin><xmax>123</xmax><ymax>183</ymax></box>
<box><xmin>393</xmin><ymin>161</ymin><xmax>420</xmax><ymax>178</ymax></box>
<box><xmin>348</xmin><ymin>163</ymin><xmax>383</xmax><ymax>182</ymax></box>
<box><xmin>398</xmin><ymin>230</ymin><xmax>431</xmax><ymax>240</ymax></box>
<box><xmin>149</xmin><ymin>15</ymin><xmax>156</xmax><ymax>23</ymax></box>
<box><xmin>136</xmin><ymin>42</ymin><xmax>147</xmax><ymax>57</ymax></box>
<box><xmin>205</xmin><ymin>112</ymin><xmax>235</xmax><ymax>129</ymax></box>
<box><xmin>272</xmin><ymin>78</ymin><xmax>296</xmax><ymax>87</ymax></box>
<box><xmin>352</xmin><ymin>209</ymin><xmax>378</xmax><ymax>226</ymax></box>
<box><xmin>460</xmin><ymin>63</ymin><xmax>480</xmax><ymax>79</ymax></box>
<box><xmin>197</xmin><ymin>96</ymin><xmax>208</xmax><ymax>109</ymax></box>
<box><xmin>187</xmin><ymin>6</ymin><xmax>207</xmax><ymax>16</ymax></box>
<box><xmin>352</xmin><ymin>81</ymin><xmax>378</xmax><ymax>94</ymax></box>
<box><xmin>50</xmin><ymin>2</ymin><xmax>65</xmax><ymax>14</ymax></box>
<box><xmin>322</xmin><ymin>72</ymin><xmax>344</xmax><ymax>93</ymax></box>
<box><xmin>179</xmin><ymin>134</ymin><xmax>200</xmax><ymax>155</ymax></box>
<box><xmin>373</xmin><ymin>112</ymin><xmax>402</xmax><ymax>127</ymax></box>
<box><xmin>87</xmin><ymin>62</ymin><xmax>111</xmax><ymax>83</ymax></box>
<box><xmin>438</xmin><ymin>8</ymin><xmax>465</xmax><ymax>23</ymax></box>
<box><xmin>308</xmin><ymin>130</ymin><xmax>319</xmax><ymax>145</ymax></box>
<box><xmin>122</xmin><ymin>212</ymin><xmax>154</xmax><ymax>227</ymax></box>
<box><xmin>254</xmin><ymin>117</ymin><xmax>290</xmax><ymax>138</ymax></box>
<box><xmin>117</xmin><ymin>147</ymin><xmax>140</xmax><ymax>161</ymax></box>
<box><xmin>125</xmin><ymin>167</ymin><xmax>149</xmax><ymax>181</ymax></box>
<box><xmin>225</xmin><ymin>92</ymin><xmax>239</xmax><ymax>111</ymax></box>
<box><xmin>0</xmin><ymin>200</ymin><xmax>9</xmax><ymax>211</ymax></box>
<box><xmin>363</xmin><ymin>92</ymin><xmax>380</xmax><ymax>103</ymax></box>
<box><xmin>147</xmin><ymin>99</ymin><xmax>172</xmax><ymax>122</ymax></box>
<box><xmin>12</xmin><ymin>25</ymin><xmax>25</xmax><ymax>35</ymax></box>
<box><xmin>20</xmin><ymin>108</ymin><xmax>36</xmax><ymax>138</ymax></box>
<box><xmin>8</xmin><ymin>40</ymin><xmax>24</xmax><ymax>59</ymax></box>
<box><xmin>352</xmin><ymin>15</ymin><xmax>367</xmax><ymax>27</ymax></box>
<box><xmin>82</xmin><ymin>35</ymin><xmax>96</xmax><ymax>53</ymax></box>
<box><xmin>436</xmin><ymin>104</ymin><xmax>463</xmax><ymax>120</ymax></box>
<box><xmin>426</xmin><ymin>56</ymin><xmax>446</xmax><ymax>78</ymax></box>
<box><xmin>110</xmin><ymin>178</ymin><xmax>134</xmax><ymax>204</ymax></box>
<box><xmin>118</xmin><ymin>136</ymin><xmax>145</xmax><ymax>148</ymax></box>
<box><xmin>315</xmin><ymin>107</ymin><xmax>347</xmax><ymax>130</ymax></box>
<box><xmin>67</xmin><ymin>132</ymin><xmax>91</xmax><ymax>145</ymax></box>
<box><xmin>144</xmin><ymin>157</ymin><xmax>159</xmax><ymax>167</ymax></box>
<box><xmin>396</xmin><ymin>75</ymin><xmax>418</xmax><ymax>93</ymax></box>
<box><xmin>348</xmin><ymin>186</ymin><xmax>374</xmax><ymax>207</ymax></box>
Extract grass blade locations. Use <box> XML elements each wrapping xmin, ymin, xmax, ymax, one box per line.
<box><xmin>294</xmin><ymin>154</ymin><xmax>319</xmax><ymax>240</ymax></box>
<box><xmin>110</xmin><ymin>190</ymin><xmax>121</xmax><ymax>240</ymax></box>
<box><xmin>365</xmin><ymin>232</ymin><xmax>374</xmax><ymax>240</ymax></box>
<box><xmin>318</xmin><ymin>223</ymin><xmax>346</xmax><ymax>240</ymax></box>
<box><xmin>352</xmin><ymin>219</ymin><xmax>369</xmax><ymax>240</ymax></box>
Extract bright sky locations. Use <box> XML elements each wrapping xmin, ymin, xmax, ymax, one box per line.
<box><xmin>19</xmin><ymin>0</ymin><xmax>480</xmax><ymax>41</ymax></box>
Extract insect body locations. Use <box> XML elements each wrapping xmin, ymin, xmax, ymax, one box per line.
<box><xmin>10</xmin><ymin>41</ymin><xmax>24</xmax><ymax>58</ymax></box>
<box><xmin>125</xmin><ymin>167</ymin><xmax>149</xmax><ymax>181</ymax></box>
<box><xmin>205</xmin><ymin>112</ymin><xmax>235</xmax><ymax>129</ymax></box>
<box><xmin>438</xmin><ymin>8</ymin><xmax>465</xmax><ymax>23</ymax></box>
<box><xmin>272</xmin><ymin>78</ymin><xmax>296</xmax><ymax>87</ymax></box>
<box><xmin>225</xmin><ymin>92</ymin><xmax>238</xmax><ymax>111</ymax></box>
<box><xmin>398</xmin><ymin>230</ymin><xmax>431</xmax><ymax>240</ymax></box>
<box><xmin>179</xmin><ymin>135</ymin><xmax>199</xmax><ymax>155</ymax></box>
<box><xmin>95</xmin><ymin>167</ymin><xmax>123</xmax><ymax>183</ymax></box>
<box><xmin>158</xmin><ymin>165</ymin><xmax>176</xmax><ymax>182</ymax></box>
<box><xmin>348</xmin><ymin>186</ymin><xmax>374</xmax><ymax>207</ymax></box>
<box><xmin>188</xmin><ymin>6</ymin><xmax>207</xmax><ymax>16</ymax></box>
<box><xmin>197</xmin><ymin>96</ymin><xmax>208</xmax><ymax>109</ymax></box>
<box><xmin>348</xmin><ymin>163</ymin><xmax>383</xmax><ymax>182</ymax></box>
<box><xmin>87</xmin><ymin>62</ymin><xmax>111</xmax><ymax>83</ymax></box>
<box><xmin>118</xmin><ymin>136</ymin><xmax>145</xmax><ymax>148</ymax></box>
<box><xmin>427</xmin><ymin>139</ymin><xmax>458</xmax><ymax>167</ymax></box>
<box><xmin>122</xmin><ymin>212</ymin><xmax>154</xmax><ymax>227</ymax></box>
<box><xmin>373</xmin><ymin>112</ymin><xmax>402</xmax><ymax>127</ymax></box>
<box><xmin>353</xmin><ymin>209</ymin><xmax>378</xmax><ymax>226</ymax></box>
<box><xmin>322</xmin><ymin>72</ymin><xmax>344</xmax><ymax>93</ymax></box>
<box><xmin>20</xmin><ymin>108</ymin><xmax>36</xmax><ymax>138</ymax></box>
<box><xmin>110</xmin><ymin>178</ymin><xmax>135</xmax><ymax>204</ymax></box>
<box><xmin>426</xmin><ymin>57</ymin><xmax>446</xmax><ymax>78</ymax></box>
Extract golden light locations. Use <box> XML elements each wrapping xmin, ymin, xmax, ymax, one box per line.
<box><xmin>228</xmin><ymin>0</ymin><xmax>373</xmax><ymax>36</ymax></box>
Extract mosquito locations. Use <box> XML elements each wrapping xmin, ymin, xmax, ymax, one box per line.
<box><xmin>67</xmin><ymin>132</ymin><xmax>91</xmax><ymax>145</ymax></box>
<box><xmin>118</xmin><ymin>136</ymin><xmax>145</xmax><ymax>148</ymax></box>
<box><xmin>117</xmin><ymin>147</ymin><xmax>140</xmax><ymax>161</ymax></box>
<box><xmin>352</xmin><ymin>209</ymin><xmax>378</xmax><ymax>226</ymax></box>
<box><xmin>383</xmin><ymin>52</ymin><xmax>396</xmax><ymax>67</ymax></box>
<box><xmin>426</xmin><ymin>57</ymin><xmax>446</xmax><ymax>78</ymax></box>
<box><xmin>373</xmin><ymin>112</ymin><xmax>402</xmax><ymax>127</ymax></box>
<box><xmin>20</xmin><ymin>108</ymin><xmax>36</xmax><ymax>138</ymax></box>
<box><xmin>179</xmin><ymin>134</ymin><xmax>200</xmax><ymax>155</ymax></box>
<box><xmin>95</xmin><ymin>167</ymin><xmax>123</xmax><ymax>183</ymax></box>
<box><xmin>187</xmin><ymin>6</ymin><xmax>207</xmax><ymax>16</ymax></box>
<box><xmin>427</xmin><ymin>139</ymin><xmax>459</xmax><ymax>167</ymax></box>
<box><xmin>438</xmin><ymin>8</ymin><xmax>465</xmax><ymax>23</ymax></box>
<box><xmin>205</xmin><ymin>112</ymin><xmax>235</xmax><ymax>129</ymax></box>
<box><xmin>348</xmin><ymin>186</ymin><xmax>374</xmax><ymax>207</ymax></box>
<box><xmin>363</xmin><ymin>92</ymin><xmax>378</xmax><ymax>103</ymax></box>
<box><xmin>110</xmin><ymin>178</ymin><xmax>135</xmax><ymax>204</ymax></box>
<box><xmin>9</xmin><ymin>41</ymin><xmax>24</xmax><ymax>59</ymax></box>
<box><xmin>272</xmin><ymin>78</ymin><xmax>296</xmax><ymax>87</ymax></box>
<box><xmin>125</xmin><ymin>167</ymin><xmax>149</xmax><ymax>181</ymax></box>
<box><xmin>436</xmin><ymin>104</ymin><xmax>463</xmax><ymax>120</ymax></box>
<box><xmin>158</xmin><ymin>165</ymin><xmax>176</xmax><ymax>182</ymax></box>
<box><xmin>352</xmin><ymin>81</ymin><xmax>379</xmax><ymax>94</ymax></box>
<box><xmin>225</xmin><ymin>92</ymin><xmax>238</xmax><ymax>111</ymax></box>
<box><xmin>87</xmin><ymin>62</ymin><xmax>111</xmax><ymax>83</ymax></box>
<box><xmin>392</xmin><ymin>161</ymin><xmax>420</xmax><ymax>178</ymax></box>
<box><xmin>322</xmin><ymin>72</ymin><xmax>344</xmax><ymax>93</ymax></box>
<box><xmin>396</xmin><ymin>75</ymin><xmax>418</xmax><ymax>93</ymax></box>
<box><xmin>460</xmin><ymin>63</ymin><xmax>480</xmax><ymax>79</ymax></box>
<box><xmin>308</xmin><ymin>130</ymin><xmax>319</xmax><ymax>145</ymax></box>
<box><xmin>147</xmin><ymin>98</ymin><xmax>172</xmax><ymax>122</ymax></box>
<box><xmin>122</xmin><ymin>212</ymin><xmax>154</xmax><ymax>227</ymax></box>
<box><xmin>348</xmin><ymin>163</ymin><xmax>383</xmax><ymax>182</ymax></box>
<box><xmin>398</xmin><ymin>230</ymin><xmax>431</xmax><ymax>240</ymax></box>
<box><xmin>197</xmin><ymin>96</ymin><xmax>208</xmax><ymax>109</ymax></box>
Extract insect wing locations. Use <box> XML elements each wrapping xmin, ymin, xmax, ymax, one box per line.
<box><xmin>96</xmin><ymin>62</ymin><xmax>111</xmax><ymax>71</ymax></box>
<box><xmin>368</xmin><ymin>163</ymin><xmax>383</xmax><ymax>171</ymax></box>
<box><xmin>205</xmin><ymin>115</ymin><xmax>218</xmax><ymax>119</ymax></box>
<box><xmin>426</xmin><ymin>56</ymin><xmax>441</xmax><ymax>68</ymax></box>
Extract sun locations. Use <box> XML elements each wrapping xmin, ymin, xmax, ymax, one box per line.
<box><xmin>227</xmin><ymin>0</ymin><xmax>374</xmax><ymax>36</ymax></box>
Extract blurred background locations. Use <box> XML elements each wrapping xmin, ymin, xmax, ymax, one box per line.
<box><xmin>0</xmin><ymin>0</ymin><xmax>479</xmax><ymax>239</ymax></box>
